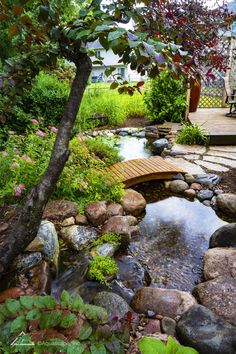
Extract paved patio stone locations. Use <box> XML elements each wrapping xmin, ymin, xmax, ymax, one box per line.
<box><xmin>171</xmin><ymin>144</ymin><xmax>207</xmax><ymax>155</ymax></box>
<box><xmin>209</xmin><ymin>146</ymin><xmax>236</xmax><ymax>153</ymax></box>
<box><xmin>195</xmin><ymin>160</ymin><xmax>229</xmax><ymax>172</ymax></box>
<box><xmin>203</xmin><ymin>156</ymin><xmax>236</xmax><ymax>168</ymax></box>
<box><xmin>206</xmin><ymin>150</ymin><xmax>236</xmax><ymax>160</ymax></box>
<box><xmin>165</xmin><ymin>157</ymin><xmax>205</xmax><ymax>174</ymax></box>
<box><xmin>183</xmin><ymin>154</ymin><xmax>200</xmax><ymax>161</ymax></box>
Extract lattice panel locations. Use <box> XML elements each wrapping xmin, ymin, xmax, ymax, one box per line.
<box><xmin>199</xmin><ymin>68</ymin><xmax>224</xmax><ymax>108</ymax></box>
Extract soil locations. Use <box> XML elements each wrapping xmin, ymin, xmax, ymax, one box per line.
<box><xmin>216</xmin><ymin>168</ymin><xmax>236</xmax><ymax>194</ymax></box>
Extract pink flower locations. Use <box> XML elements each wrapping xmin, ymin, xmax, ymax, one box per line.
<box><xmin>2</xmin><ymin>151</ymin><xmax>9</xmax><ymax>157</ymax></box>
<box><xmin>11</xmin><ymin>162</ymin><xmax>19</xmax><ymax>168</ymax></box>
<box><xmin>22</xmin><ymin>156</ymin><xmax>33</xmax><ymax>163</ymax></box>
<box><xmin>50</xmin><ymin>126</ymin><xmax>58</xmax><ymax>134</ymax></box>
<box><xmin>14</xmin><ymin>184</ymin><xmax>25</xmax><ymax>197</ymax></box>
<box><xmin>31</xmin><ymin>119</ymin><xmax>39</xmax><ymax>124</ymax></box>
<box><xmin>13</xmin><ymin>147</ymin><xmax>19</xmax><ymax>152</ymax></box>
<box><xmin>36</xmin><ymin>130</ymin><xmax>46</xmax><ymax>138</ymax></box>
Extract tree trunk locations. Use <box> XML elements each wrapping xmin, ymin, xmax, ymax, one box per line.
<box><xmin>0</xmin><ymin>56</ymin><xmax>92</xmax><ymax>277</ymax></box>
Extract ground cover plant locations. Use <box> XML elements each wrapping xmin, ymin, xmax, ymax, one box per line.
<box><xmin>176</xmin><ymin>124</ymin><xmax>209</xmax><ymax>145</ymax></box>
<box><xmin>138</xmin><ymin>336</ymin><xmax>199</xmax><ymax>354</ymax></box>
<box><xmin>87</xmin><ymin>255</ymin><xmax>119</xmax><ymax>285</ymax></box>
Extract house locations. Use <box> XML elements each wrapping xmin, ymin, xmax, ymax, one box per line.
<box><xmin>89</xmin><ymin>40</ymin><xmax>145</xmax><ymax>83</ymax></box>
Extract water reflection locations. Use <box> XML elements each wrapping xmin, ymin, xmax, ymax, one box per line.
<box><xmin>132</xmin><ymin>196</ymin><xmax>227</xmax><ymax>291</ymax></box>
<box><xmin>118</xmin><ymin>137</ymin><xmax>152</xmax><ymax>160</ymax></box>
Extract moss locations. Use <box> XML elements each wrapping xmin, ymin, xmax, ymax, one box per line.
<box><xmin>88</xmin><ymin>255</ymin><xmax>118</xmax><ymax>285</ymax></box>
<box><xmin>92</xmin><ymin>233</ymin><xmax>121</xmax><ymax>247</ymax></box>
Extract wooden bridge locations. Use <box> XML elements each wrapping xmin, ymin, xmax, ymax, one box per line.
<box><xmin>107</xmin><ymin>157</ymin><xmax>185</xmax><ymax>187</ymax></box>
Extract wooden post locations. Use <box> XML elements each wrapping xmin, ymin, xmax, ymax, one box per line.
<box><xmin>185</xmin><ymin>79</ymin><xmax>191</xmax><ymax>120</ymax></box>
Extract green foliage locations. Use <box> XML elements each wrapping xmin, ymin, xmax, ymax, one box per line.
<box><xmin>176</xmin><ymin>124</ymin><xmax>209</xmax><ymax>145</ymax></box>
<box><xmin>85</xmin><ymin>137</ymin><xmax>121</xmax><ymax>165</ymax></box>
<box><xmin>0</xmin><ymin>291</ymin><xmax>129</xmax><ymax>353</ymax></box>
<box><xmin>144</xmin><ymin>70</ymin><xmax>187</xmax><ymax>123</ymax></box>
<box><xmin>88</xmin><ymin>256</ymin><xmax>118</xmax><ymax>285</ymax></box>
<box><xmin>138</xmin><ymin>336</ymin><xmax>199</xmax><ymax>354</ymax></box>
<box><xmin>92</xmin><ymin>233</ymin><xmax>121</xmax><ymax>247</ymax></box>
<box><xmin>0</xmin><ymin>126</ymin><xmax>124</xmax><ymax>211</ymax></box>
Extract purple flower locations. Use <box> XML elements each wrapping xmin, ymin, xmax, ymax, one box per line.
<box><xmin>50</xmin><ymin>126</ymin><xmax>58</xmax><ymax>134</ymax></box>
<box><xmin>14</xmin><ymin>184</ymin><xmax>25</xmax><ymax>197</ymax></box>
<box><xmin>36</xmin><ymin>130</ymin><xmax>46</xmax><ymax>138</ymax></box>
<box><xmin>22</xmin><ymin>156</ymin><xmax>33</xmax><ymax>163</ymax></box>
<box><xmin>31</xmin><ymin>118</ymin><xmax>39</xmax><ymax>124</ymax></box>
<box><xmin>13</xmin><ymin>147</ymin><xmax>19</xmax><ymax>152</ymax></box>
<box><xmin>11</xmin><ymin>162</ymin><xmax>20</xmax><ymax>168</ymax></box>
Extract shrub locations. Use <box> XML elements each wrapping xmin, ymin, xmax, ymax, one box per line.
<box><xmin>0</xmin><ymin>290</ymin><xmax>130</xmax><ymax>353</ymax></box>
<box><xmin>0</xmin><ymin>123</ymin><xmax>124</xmax><ymax>211</ymax></box>
<box><xmin>92</xmin><ymin>233</ymin><xmax>121</xmax><ymax>247</ymax></box>
<box><xmin>138</xmin><ymin>336</ymin><xmax>199</xmax><ymax>354</ymax></box>
<box><xmin>144</xmin><ymin>70</ymin><xmax>187</xmax><ymax>123</ymax></box>
<box><xmin>88</xmin><ymin>255</ymin><xmax>118</xmax><ymax>285</ymax></box>
<box><xmin>176</xmin><ymin>123</ymin><xmax>209</xmax><ymax>145</ymax></box>
<box><xmin>85</xmin><ymin>137</ymin><xmax>121</xmax><ymax>165</ymax></box>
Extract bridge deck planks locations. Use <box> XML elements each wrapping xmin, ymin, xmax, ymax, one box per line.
<box><xmin>107</xmin><ymin>157</ymin><xmax>185</xmax><ymax>187</ymax></box>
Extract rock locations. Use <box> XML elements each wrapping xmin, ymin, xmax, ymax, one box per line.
<box><xmin>43</xmin><ymin>200</ymin><xmax>78</xmax><ymax>221</ymax></box>
<box><xmin>116</xmin><ymin>256</ymin><xmax>151</xmax><ymax>292</ymax></box>
<box><xmin>197</xmin><ymin>189</ymin><xmax>214</xmax><ymax>202</ymax></box>
<box><xmin>210</xmin><ymin>196</ymin><xmax>217</xmax><ymax>207</ymax></box>
<box><xmin>161</xmin><ymin>317</ymin><xmax>176</xmax><ymax>336</ymax></box>
<box><xmin>216</xmin><ymin>193</ymin><xmax>236</xmax><ymax>216</ymax></box>
<box><xmin>164</xmin><ymin>181</ymin><xmax>171</xmax><ymax>189</ymax></box>
<box><xmin>119</xmin><ymin>131</ymin><xmax>128</xmax><ymax>136</ymax></box>
<box><xmin>209</xmin><ymin>223</ymin><xmax>236</xmax><ymax>248</ymax></box>
<box><xmin>152</xmin><ymin>138</ymin><xmax>169</xmax><ymax>155</ymax></box>
<box><xmin>12</xmin><ymin>252</ymin><xmax>42</xmax><ymax>271</ymax></box>
<box><xmin>169</xmin><ymin>180</ymin><xmax>189</xmax><ymax>194</ymax></box>
<box><xmin>75</xmin><ymin>214</ymin><xmax>88</xmax><ymax>225</ymax></box>
<box><xmin>214</xmin><ymin>189</ymin><xmax>224</xmax><ymax>195</ymax></box>
<box><xmin>61</xmin><ymin>217</ymin><xmax>75</xmax><ymax>227</ymax></box>
<box><xmin>91</xmin><ymin>243</ymin><xmax>119</xmax><ymax>257</ymax></box>
<box><xmin>0</xmin><ymin>288</ymin><xmax>26</xmax><ymax>303</ymax></box>
<box><xmin>131</xmin><ymin>287</ymin><xmax>196</xmax><ymax>319</ymax></box>
<box><xmin>184</xmin><ymin>189</ymin><xmax>196</xmax><ymax>198</ymax></box>
<box><xmin>203</xmin><ymin>200</ymin><xmax>211</xmax><ymax>207</ymax></box>
<box><xmin>37</xmin><ymin>221</ymin><xmax>59</xmax><ymax>264</ymax></box>
<box><xmin>60</xmin><ymin>225</ymin><xmax>98</xmax><ymax>250</ymax></box>
<box><xmin>123</xmin><ymin>215</ymin><xmax>138</xmax><ymax>226</ymax></box>
<box><xmin>177</xmin><ymin>305</ymin><xmax>236</xmax><ymax>354</ymax></box>
<box><xmin>0</xmin><ymin>222</ymin><xmax>9</xmax><ymax>233</ymax></box>
<box><xmin>121</xmin><ymin>189</ymin><xmax>146</xmax><ymax>216</ymax></box>
<box><xmin>195</xmin><ymin>173</ymin><xmax>221</xmax><ymax>186</ymax></box>
<box><xmin>101</xmin><ymin>216</ymin><xmax>132</xmax><ymax>245</ymax></box>
<box><xmin>204</xmin><ymin>247</ymin><xmax>236</xmax><ymax>280</ymax></box>
<box><xmin>184</xmin><ymin>173</ymin><xmax>196</xmax><ymax>184</ymax></box>
<box><xmin>26</xmin><ymin>236</ymin><xmax>45</xmax><ymax>252</ymax></box>
<box><xmin>144</xmin><ymin>319</ymin><xmax>161</xmax><ymax>334</ymax></box>
<box><xmin>137</xmin><ymin>131</ymin><xmax>146</xmax><ymax>138</ymax></box>
<box><xmin>93</xmin><ymin>291</ymin><xmax>130</xmax><ymax>319</ymax></box>
<box><xmin>85</xmin><ymin>201</ymin><xmax>108</xmax><ymax>226</ymax></box>
<box><xmin>110</xmin><ymin>280</ymin><xmax>134</xmax><ymax>304</ymax></box>
<box><xmin>107</xmin><ymin>202</ymin><xmax>123</xmax><ymax>217</ymax></box>
<box><xmin>172</xmin><ymin>173</ymin><xmax>185</xmax><ymax>181</ymax></box>
<box><xmin>194</xmin><ymin>276</ymin><xmax>236</xmax><ymax>326</ymax></box>
<box><xmin>190</xmin><ymin>183</ymin><xmax>202</xmax><ymax>191</ymax></box>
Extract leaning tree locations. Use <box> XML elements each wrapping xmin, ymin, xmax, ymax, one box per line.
<box><xmin>0</xmin><ymin>0</ymin><xmax>233</xmax><ymax>276</ymax></box>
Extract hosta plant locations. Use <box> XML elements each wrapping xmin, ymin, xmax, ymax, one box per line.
<box><xmin>138</xmin><ymin>336</ymin><xmax>199</xmax><ymax>354</ymax></box>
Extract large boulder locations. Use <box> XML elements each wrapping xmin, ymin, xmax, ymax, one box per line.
<box><xmin>107</xmin><ymin>202</ymin><xmax>123</xmax><ymax>217</ymax></box>
<box><xmin>176</xmin><ymin>304</ymin><xmax>236</xmax><ymax>354</ymax></box>
<box><xmin>121</xmin><ymin>189</ymin><xmax>146</xmax><ymax>216</ymax></box>
<box><xmin>204</xmin><ymin>247</ymin><xmax>236</xmax><ymax>280</ymax></box>
<box><xmin>131</xmin><ymin>287</ymin><xmax>196</xmax><ymax>320</ymax></box>
<box><xmin>195</xmin><ymin>173</ymin><xmax>221</xmax><ymax>186</ymax></box>
<box><xmin>36</xmin><ymin>220</ymin><xmax>59</xmax><ymax>264</ymax></box>
<box><xmin>216</xmin><ymin>193</ymin><xmax>236</xmax><ymax>216</ymax></box>
<box><xmin>43</xmin><ymin>200</ymin><xmax>78</xmax><ymax>221</ymax></box>
<box><xmin>209</xmin><ymin>223</ymin><xmax>236</xmax><ymax>248</ymax></box>
<box><xmin>85</xmin><ymin>201</ymin><xmax>108</xmax><ymax>226</ymax></box>
<box><xmin>152</xmin><ymin>138</ymin><xmax>169</xmax><ymax>155</ymax></box>
<box><xmin>93</xmin><ymin>291</ymin><xmax>131</xmax><ymax>319</ymax></box>
<box><xmin>116</xmin><ymin>255</ymin><xmax>151</xmax><ymax>292</ymax></box>
<box><xmin>170</xmin><ymin>180</ymin><xmax>189</xmax><ymax>194</ymax></box>
<box><xmin>60</xmin><ymin>225</ymin><xmax>98</xmax><ymax>250</ymax></box>
<box><xmin>12</xmin><ymin>252</ymin><xmax>42</xmax><ymax>271</ymax></box>
<box><xmin>101</xmin><ymin>216</ymin><xmax>138</xmax><ymax>244</ymax></box>
<box><xmin>194</xmin><ymin>276</ymin><xmax>236</xmax><ymax>326</ymax></box>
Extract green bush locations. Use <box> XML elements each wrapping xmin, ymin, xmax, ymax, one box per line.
<box><xmin>0</xmin><ymin>124</ymin><xmax>124</xmax><ymax>211</ymax></box>
<box><xmin>88</xmin><ymin>255</ymin><xmax>118</xmax><ymax>285</ymax></box>
<box><xmin>144</xmin><ymin>70</ymin><xmax>187</xmax><ymax>123</ymax></box>
<box><xmin>85</xmin><ymin>137</ymin><xmax>121</xmax><ymax>165</ymax></box>
<box><xmin>138</xmin><ymin>336</ymin><xmax>199</xmax><ymax>354</ymax></box>
<box><xmin>0</xmin><ymin>290</ymin><xmax>129</xmax><ymax>353</ymax></box>
<box><xmin>176</xmin><ymin>123</ymin><xmax>209</xmax><ymax>145</ymax></box>
<box><xmin>92</xmin><ymin>233</ymin><xmax>121</xmax><ymax>247</ymax></box>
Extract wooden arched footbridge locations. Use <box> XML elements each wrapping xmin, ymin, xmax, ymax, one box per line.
<box><xmin>107</xmin><ymin>157</ymin><xmax>185</xmax><ymax>187</ymax></box>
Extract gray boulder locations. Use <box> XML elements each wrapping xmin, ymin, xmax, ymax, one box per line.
<box><xmin>170</xmin><ymin>180</ymin><xmax>189</xmax><ymax>194</ymax></box>
<box><xmin>93</xmin><ymin>291</ymin><xmax>131</xmax><ymax>319</ymax></box>
<box><xmin>195</xmin><ymin>173</ymin><xmax>221</xmax><ymax>186</ymax></box>
<box><xmin>204</xmin><ymin>247</ymin><xmax>236</xmax><ymax>280</ymax></box>
<box><xmin>216</xmin><ymin>193</ymin><xmax>236</xmax><ymax>216</ymax></box>
<box><xmin>37</xmin><ymin>220</ymin><xmax>59</xmax><ymax>264</ymax></box>
<box><xmin>12</xmin><ymin>252</ymin><xmax>42</xmax><ymax>271</ymax></box>
<box><xmin>176</xmin><ymin>304</ymin><xmax>236</xmax><ymax>354</ymax></box>
<box><xmin>60</xmin><ymin>225</ymin><xmax>98</xmax><ymax>250</ymax></box>
<box><xmin>197</xmin><ymin>189</ymin><xmax>214</xmax><ymax>202</ymax></box>
<box><xmin>209</xmin><ymin>223</ymin><xmax>236</xmax><ymax>248</ymax></box>
<box><xmin>152</xmin><ymin>138</ymin><xmax>169</xmax><ymax>155</ymax></box>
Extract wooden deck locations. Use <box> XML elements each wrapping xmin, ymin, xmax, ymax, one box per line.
<box><xmin>107</xmin><ymin>157</ymin><xmax>185</xmax><ymax>187</ymax></box>
<box><xmin>189</xmin><ymin>108</ymin><xmax>236</xmax><ymax>145</ymax></box>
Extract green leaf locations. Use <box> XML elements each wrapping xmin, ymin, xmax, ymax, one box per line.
<box><xmin>138</xmin><ymin>337</ymin><xmax>166</xmax><ymax>354</ymax></box>
<box><xmin>72</xmin><ymin>295</ymin><xmax>84</xmax><ymax>311</ymax></box>
<box><xmin>0</xmin><ymin>304</ymin><xmax>9</xmax><ymax>317</ymax></box>
<box><xmin>95</xmin><ymin>25</ymin><xmax>110</xmax><ymax>32</ymax></box>
<box><xmin>90</xmin><ymin>343</ymin><xmax>107</xmax><ymax>354</ymax></box>
<box><xmin>104</xmin><ymin>67</ymin><xmax>116</xmax><ymax>77</ymax></box>
<box><xmin>34</xmin><ymin>295</ymin><xmax>56</xmax><ymax>310</ymax></box>
<box><xmin>26</xmin><ymin>309</ymin><xmax>41</xmax><ymax>321</ymax></box>
<box><xmin>38</xmin><ymin>5</ymin><xmax>49</xmax><ymax>22</ymax></box>
<box><xmin>83</xmin><ymin>304</ymin><xmax>108</xmax><ymax>323</ymax></box>
<box><xmin>39</xmin><ymin>310</ymin><xmax>63</xmax><ymax>329</ymax></box>
<box><xmin>20</xmin><ymin>296</ymin><xmax>35</xmax><ymax>310</ymax></box>
<box><xmin>79</xmin><ymin>8</ymin><xmax>88</xmax><ymax>17</ymax></box>
<box><xmin>60</xmin><ymin>313</ymin><xmax>77</xmax><ymax>329</ymax></box>
<box><xmin>108</xmin><ymin>28</ymin><xmax>126</xmax><ymax>42</ymax></box>
<box><xmin>10</xmin><ymin>316</ymin><xmax>27</xmax><ymax>334</ymax></box>
<box><xmin>61</xmin><ymin>290</ymin><xmax>73</xmax><ymax>308</ymax></box>
<box><xmin>79</xmin><ymin>322</ymin><xmax>93</xmax><ymax>341</ymax></box>
<box><xmin>67</xmin><ymin>340</ymin><xmax>85</xmax><ymax>354</ymax></box>
<box><xmin>76</xmin><ymin>30</ymin><xmax>92</xmax><ymax>40</ymax></box>
<box><xmin>0</xmin><ymin>313</ymin><xmax>5</xmax><ymax>326</ymax></box>
<box><xmin>110</xmin><ymin>82</ymin><xmax>119</xmax><ymax>90</ymax></box>
<box><xmin>5</xmin><ymin>299</ymin><xmax>22</xmax><ymax>314</ymax></box>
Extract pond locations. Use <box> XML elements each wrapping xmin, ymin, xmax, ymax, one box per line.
<box><xmin>117</xmin><ymin>136</ymin><xmax>152</xmax><ymax>160</ymax></box>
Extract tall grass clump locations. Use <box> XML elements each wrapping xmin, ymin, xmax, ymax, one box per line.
<box><xmin>176</xmin><ymin>123</ymin><xmax>209</xmax><ymax>145</ymax></box>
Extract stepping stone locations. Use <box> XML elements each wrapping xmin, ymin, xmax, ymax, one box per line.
<box><xmin>210</xmin><ymin>146</ymin><xmax>236</xmax><ymax>153</ymax></box>
<box><xmin>206</xmin><ymin>150</ymin><xmax>236</xmax><ymax>160</ymax></box>
<box><xmin>203</xmin><ymin>156</ymin><xmax>236</xmax><ymax>168</ymax></box>
<box><xmin>183</xmin><ymin>154</ymin><xmax>200</xmax><ymax>161</ymax></box>
<box><xmin>165</xmin><ymin>157</ymin><xmax>205</xmax><ymax>174</ymax></box>
<box><xmin>195</xmin><ymin>160</ymin><xmax>229</xmax><ymax>172</ymax></box>
<box><xmin>171</xmin><ymin>144</ymin><xmax>206</xmax><ymax>155</ymax></box>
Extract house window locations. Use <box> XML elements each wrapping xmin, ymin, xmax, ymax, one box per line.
<box><xmin>117</xmin><ymin>67</ymin><xmax>125</xmax><ymax>78</ymax></box>
<box><xmin>95</xmin><ymin>50</ymin><xmax>101</xmax><ymax>59</ymax></box>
